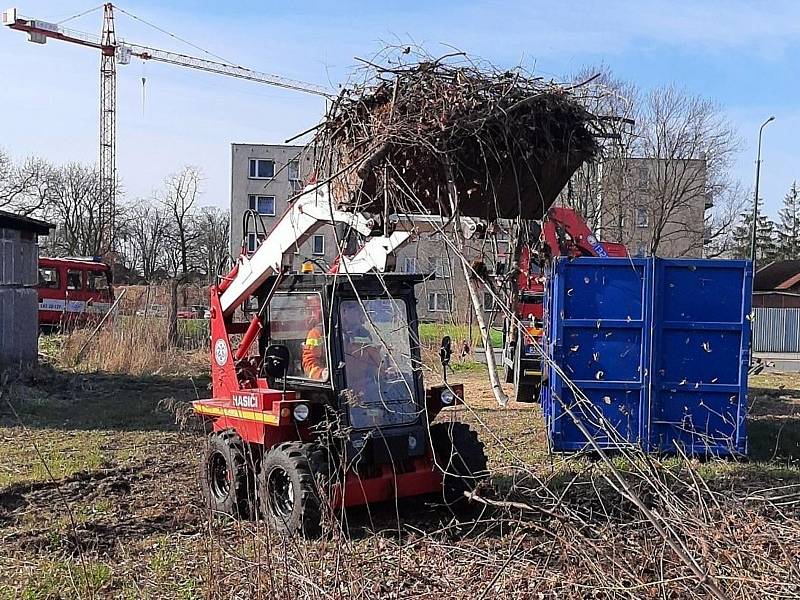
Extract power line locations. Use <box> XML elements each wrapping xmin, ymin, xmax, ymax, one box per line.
<box><xmin>114</xmin><ymin>5</ymin><xmax>239</xmax><ymax>68</ymax></box>
<box><xmin>56</xmin><ymin>4</ymin><xmax>104</xmax><ymax>25</ymax></box>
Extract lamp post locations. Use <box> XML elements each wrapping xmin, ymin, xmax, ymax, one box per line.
<box><xmin>750</xmin><ymin>116</ymin><xmax>775</xmax><ymax>268</ymax></box>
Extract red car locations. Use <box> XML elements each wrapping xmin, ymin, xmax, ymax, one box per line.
<box><xmin>38</xmin><ymin>257</ymin><xmax>114</xmax><ymax>330</ymax></box>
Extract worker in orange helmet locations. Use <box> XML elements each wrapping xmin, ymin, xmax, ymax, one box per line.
<box><xmin>302</xmin><ymin>295</ymin><xmax>328</xmax><ymax>380</ymax></box>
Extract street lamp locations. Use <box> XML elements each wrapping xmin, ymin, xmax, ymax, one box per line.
<box><xmin>750</xmin><ymin>116</ymin><xmax>775</xmax><ymax>267</ymax></box>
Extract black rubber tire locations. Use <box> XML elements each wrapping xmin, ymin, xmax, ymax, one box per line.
<box><xmin>258</xmin><ymin>442</ymin><xmax>324</xmax><ymax>537</ymax></box>
<box><xmin>198</xmin><ymin>429</ymin><xmax>254</xmax><ymax>518</ymax></box>
<box><xmin>431</xmin><ymin>422</ymin><xmax>489</xmax><ymax>507</ymax></box>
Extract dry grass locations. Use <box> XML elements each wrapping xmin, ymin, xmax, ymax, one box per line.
<box><xmin>1</xmin><ymin>339</ymin><xmax>800</xmax><ymax>598</ymax></box>
<box><xmin>52</xmin><ymin>315</ymin><xmax>207</xmax><ymax>376</ymax></box>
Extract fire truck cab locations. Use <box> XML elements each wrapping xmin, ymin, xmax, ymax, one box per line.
<box><xmin>37</xmin><ymin>257</ymin><xmax>114</xmax><ymax>330</ymax></box>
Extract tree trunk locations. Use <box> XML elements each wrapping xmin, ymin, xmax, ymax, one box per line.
<box><xmin>445</xmin><ymin>164</ymin><xmax>508</xmax><ymax>407</ymax></box>
<box><xmin>167</xmin><ymin>277</ymin><xmax>179</xmax><ymax>347</ymax></box>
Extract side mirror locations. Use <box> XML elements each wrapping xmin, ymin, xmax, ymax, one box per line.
<box><xmin>263</xmin><ymin>344</ymin><xmax>290</xmax><ymax>378</ymax></box>
<box><xmin>439</xmin><ymin>335</ymin><xmax>452</xmax><ymax>367</ymax></box>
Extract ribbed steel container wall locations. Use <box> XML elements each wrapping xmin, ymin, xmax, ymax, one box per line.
<box><xmin>542</xmin><ymin>257</ymin><xmax>752</xmax><ymax>456</ymax></box>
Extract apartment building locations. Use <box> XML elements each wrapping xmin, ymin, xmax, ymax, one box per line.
<box><xmin>230</xmin><ymin>143</ymin><xmax>334</xmax><ymax>270</ymax></box>
<box><xmin>582</xmin><ymin>157</ymin><xmax>710</xmax><ymax>258</ymax></box>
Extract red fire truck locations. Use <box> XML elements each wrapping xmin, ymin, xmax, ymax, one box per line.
<box><xmin>37</xmin><ymin>257</ymin><xmax>114</xmax><ymax>330</ymax></box>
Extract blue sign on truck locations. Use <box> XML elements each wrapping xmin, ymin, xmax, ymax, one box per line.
<box><xmin>542</xmin><ymin>257</ymin><xmax>752</xmax><ymax>456</ymax></box>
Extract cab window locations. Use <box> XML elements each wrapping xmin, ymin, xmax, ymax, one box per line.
<box><xmin>66</xmin><ymin>269</ymin><xmax>83</xmax><ymax>291</ymax></box>
<box><xmin>268</xmin><ymin>293</ymin><xmax>328</xmax><ymax>381</ymax></box>
<box><xmin>87</xmin><ymin>271</ymin><xmax>109</xmax><ymax>291</ymax></box>
<box><xmin>38</xmin><ymin>267</ymin><xmax>60</xmax><ymax>289</ymax></box>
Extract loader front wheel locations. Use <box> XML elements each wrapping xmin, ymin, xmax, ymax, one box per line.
<box><xmin>198</xmin><ymin>429</ymin><xmax>253</xmax><ymax>518</ymax></box>
<box><xmin>431</xmin><ymin>422</ymin><xmax>489</xmax><ymax>508</ymax></box>
<box><xmin>258</xmin><ymin>442</ymin><xmax>323</xmax><ymax>537</ymax></box>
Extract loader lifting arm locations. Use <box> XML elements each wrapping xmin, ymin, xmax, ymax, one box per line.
<box><xmin>219</xmin><ymin>184</ymin><xmax>483</xmax><ymax>317</ymax></box>
<box><xmin>217</xmin><ymin>184</ymin><xmax>381</xmax><ymax>316</ymax></box>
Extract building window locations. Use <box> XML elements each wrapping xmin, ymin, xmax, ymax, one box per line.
<box><xmin>402</xmin><ymin>257</ymin><xmax>419</xmax><ymax>274</ymax></box>
<box><xmin>288</xmin><ymin>159</ymin><xmax>300</xmax><ymax>181</ymax></box>
<box><xmin>427</xmin><ymin>292</ymin><xmax>452</xmax><ymax>312</ymax></box>
<box><xmin>483</xmin><ymin>292</ymin><xmax>496</xmax><ymax>312</ymax></box>
<box><xmin>636</xmin><ymin>242</ymin><xmax>648</xmax><ymax>257</ymax></box>
<box><xmin>248</xmin><ymin>195</ymin><xmax>275</xmax><ymax>216</ymax></box>
<box><xmin>637</xmin><ymin>166</ymin><xmax>649</xmax><ymax>189</ymax></box>
<box><xmin>428</xmin><ymin>256</ymin><xmax>450</xmax><ymax>278</ymax></box>
<box><xmin>635</xmin><ymin>207</ymin><xmax>649</xmax><ymax>228</ymax></box>
<box><xmin>312</xmin><ymin>234</ymin><xmax>325</xmax><ymax>255</ymax></box>
<box><xmin>249</xmin><ymin>158</ymin><xmax>275</xmax><ymax>179</ymax></box>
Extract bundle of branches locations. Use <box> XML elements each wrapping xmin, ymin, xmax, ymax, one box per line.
<box><xmin>317</xmin><ymin>52</ymin><xmax>600</xmax><ymax>220</ymax></box>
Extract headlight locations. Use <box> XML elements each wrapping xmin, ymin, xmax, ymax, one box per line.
<box><xmin>293</xmin><ymin>404</ymin><xmax>310</xmax><ymax>422</ymax></box>
<box><xmin>441</xmin><ymin>389</ymin><xmax>455</xmax><ymax>405</ymax></box>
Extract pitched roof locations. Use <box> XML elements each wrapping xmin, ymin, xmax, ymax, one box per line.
<box><xmin>754</xmin><ymin>260</ymin><xmax>800</xmax><ymax>291</ymax></box>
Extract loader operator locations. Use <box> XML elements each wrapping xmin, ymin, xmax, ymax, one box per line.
<box><xmin>340</xmin><ymin>301</ymin><xmax>384</xmax><ymax>400</ymax></box>
<box><xmin>302</xmin><ymin>296</ymin><xmax>328</xmax><ymax>380</ymax></box>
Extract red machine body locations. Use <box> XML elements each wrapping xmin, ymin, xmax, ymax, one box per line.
<box><xmin>193</xmin><ymin>279</ymin><xmax>463</xmax><ymax>509</ymax></box>
<box><xmin>192</xmin><ymin>192</ymin><xmax>482</xmax><ymax>528</ymax></box>
<box><xmin>37</xmin><ymin>257</ymin><xmax>114</xmax><ymax>329</ymax></box>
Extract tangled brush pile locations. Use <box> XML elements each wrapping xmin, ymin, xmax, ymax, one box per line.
<box><xmin>315</xmin><ymin>51</ymin><xmax>600</xmax><ymax>221</ymax></box>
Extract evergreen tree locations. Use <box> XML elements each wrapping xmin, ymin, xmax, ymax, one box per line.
<box><xmin>776</xmin><ymin>182</ymin><xmax>800</xmax><ymax>260</ymax></box>
<box><xmin>729</xmin><ymin>198</ymin><xmax>778</xmax><ymax>262</ymax></box>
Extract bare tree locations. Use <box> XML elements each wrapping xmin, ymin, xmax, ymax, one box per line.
<box><xmin>636</xmin><ymin>86</ymin><xmax>739</xmax><ymax>256</ymax></box>
<box><xmin>124</xmin><ymin>199</ymin><xmax>171</xmax><ymax>280</ymax></box>
<box><xmin>42</xmin><ymin>162</ymin><xmax>116</xmax><ymax>257</ymax></box>
<box><xmin>160</xmin><ymin>166</ymin><xmax>201</xmax><ymax>276</ymax></box>
<box><xmin>566</xmin><ymin>75</ymin><xmax>740</xmax><ymax>258</ymax></box>
<box><xmin>0</xmin><ymin>148</ymin><xmax>54</xmax><ymax>215</ymax></box>
<box><xmin>194</xmin><ymin>206</ymin><xmax>230</xmax><ymax>283</ymax></box>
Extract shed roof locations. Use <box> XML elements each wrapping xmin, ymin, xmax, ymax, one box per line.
<box><xmin>0</xmin><ymin>210</ymin><xmax>53</xmax><ymax>235</ymax></box>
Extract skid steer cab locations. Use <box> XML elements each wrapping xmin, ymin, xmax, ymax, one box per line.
<box><xmin>193</xmin><ymin>272</ymin><xmax>488</xmax><ymax>536</ymax></box>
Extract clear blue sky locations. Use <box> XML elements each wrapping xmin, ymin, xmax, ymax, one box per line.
<box><xmin>1</xmin><ymin>1</ymin><xmax>797</xmax><ymax>219</ymax></box>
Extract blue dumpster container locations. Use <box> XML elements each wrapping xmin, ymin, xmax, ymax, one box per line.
<box><xmin>542</xmin><ymin>257</ymin><xmax>752</xmax><ymax>456</ymax></box>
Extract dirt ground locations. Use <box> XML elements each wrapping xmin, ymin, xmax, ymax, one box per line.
<box><xmin>0</xmin><ymin>361</ymin><xmax>799</xmax><ymax>599</ymax></box>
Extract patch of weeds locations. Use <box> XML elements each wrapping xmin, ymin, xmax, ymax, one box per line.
<box><xmin>12</xmin><ymin>558</ymin><xmax>111</xmax><ymax>600</ymax></box>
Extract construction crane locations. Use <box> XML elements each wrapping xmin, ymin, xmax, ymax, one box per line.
<box><xmin>2</xmin><ymin>4</ymin><xmax>332</xmax><ymax>253</ymax></box>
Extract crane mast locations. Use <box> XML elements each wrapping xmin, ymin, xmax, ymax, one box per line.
<box><xmin>2</xmin><ymin>4</ymin><xmax>332</xmax><ymax>255</ymax></box>
<box><xmin>100</xmin><ymin>4</ymin><xmax>116</xmax><ymax>253</ymax></box>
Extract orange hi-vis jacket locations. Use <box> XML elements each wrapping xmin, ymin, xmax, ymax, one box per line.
<box><xmin>302</xmin><ymin>326</ymin><xmax>326</xmax><ymax>379</ymax></box>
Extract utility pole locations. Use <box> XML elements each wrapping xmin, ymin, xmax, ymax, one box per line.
<box><xmin>750</xmin><ymin>116</ymin><xmax>775</xmax><ymax>269</ymax></box>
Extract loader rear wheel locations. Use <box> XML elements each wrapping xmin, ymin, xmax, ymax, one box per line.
<box><xmin>431</xmin><ymin>422</ymin><xmax>489</xmax><ymax>508</ymax></box>
<box><xmin>198</xmin><ymin>429</ymin><xmax>253</xmax><ymax>518</ymax></box>
<box><xmin>258</xmin><ymin>442</ymin><xmax>324</xmax><ymax>537</ymax></box>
